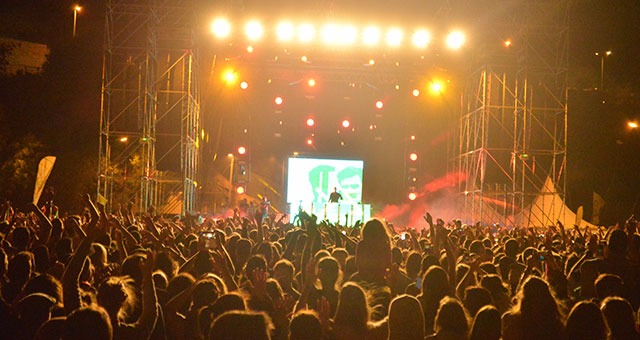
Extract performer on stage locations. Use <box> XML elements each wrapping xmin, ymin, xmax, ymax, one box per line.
<box><xmin>329</xmin><ymin>187</ymin><xmax>343</xmax><ymax>203</ymax></box>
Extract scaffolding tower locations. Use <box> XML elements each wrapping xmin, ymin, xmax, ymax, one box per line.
<box><xmin>456</xmin><ymin>0</ymin><xmax>570</xmax><ymax>226</ymax></box>
<box><xmin>98</xmin><ymin>0</ymin><xmax>200</xmax><ymax>215</ymax></box>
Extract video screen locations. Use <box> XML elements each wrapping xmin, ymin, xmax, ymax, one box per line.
<box><xmin>287</xmin><ymin>157</ymin><xmax>364</xmax><ymax>205</ymax></box>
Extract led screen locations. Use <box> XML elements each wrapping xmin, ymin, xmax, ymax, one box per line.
<box><xmin>287</xmin><ymin>157</ymin><xmax>364</xmax><ymax>205</ymax></box>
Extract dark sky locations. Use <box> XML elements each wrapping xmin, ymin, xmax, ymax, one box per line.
<box><xmin>0</xmin><ymin>0</ymin><xmax>639</xmax><ymax>222</ymax></box>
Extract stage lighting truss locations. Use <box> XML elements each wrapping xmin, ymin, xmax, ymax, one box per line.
<box><xmin>210</xmin><ymin>18</ymin><xmax>465</xmax><ymax>50</ymax></box>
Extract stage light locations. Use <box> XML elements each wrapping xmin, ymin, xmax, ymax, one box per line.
<box><xmin>246</xmin><ymin>46</ymin><xmax>254</xmax><ymax>53</ymax></box>
<box><xmin>410</xmin><ymin>135</ymin><xmax>416</xmax><ymax>141</ymax></box>
<box><xmin>276</xmin><ymin>21</ymin><xmax>295</xmax><ymax>41</ymax></box>
<box><xmin>375</xmin><ymin>100</ymin><xmax>384</xmax><ymax>109</ymax></box>
<box><xmin>306</xmin><ymin>118</ymin><xmax>315</xmax><ymax>127</ymax></box>
<box><xmin>408</xmin><ymin>192</ymin><xmax>417</xmax><ymax>201</ymax></box>
<box><xmin>412</xmin><ymin>89</ymin><xmax>420</xmax><ymax>97</ymax></box>
<box><xmin>275</xmin><ymin>96</ymin><xmax>283</xmax><ymax>105</ymax></box>
<box><xmin>237</xmin><ymin>146</ymin><xmax>247</xmax><ymax>155</ymax></box>
<box><xmin>363</xmin><ymin>26</ymin><xmax>381</xmax><ymax>46</ymax></box>
<box><xmin>222</xmin><ymin>69</ymin><xmax>237</xmax><ymax>85</ymax></box>
<box><xmin>308</xmin><ymin>78</ymin><xmax>316</xmax><ymax>87</ymax></box>
<box><xmin>240</xmin><ymin>81</ymin><xmax>248</xmax><ymax>89</ymax></box>
<box><xmin>504</xmin><ymin>39</ymin><xmax>512</xmax><ymax>47</ymax></box>
<box><xmin>236</xmin><ymin>184</ymin><xmax>246</xmax><ymax>195</ymax></box>
<box><xmin>321</xmin><ymin>23</ymin><xmax>339</xmax><ymax>45</ymax></box>
<box><xmin>245</xmin><ymin>20</ymin><xmax>264</xmax><ymax>41</ymax></box>
<box><xmin>412</xmin><ymin>29</ymin><xmax>431</xmax><ymax>48</ymax></box>
<box><xmin>628</xmin><ymin>121</ymin><xmax>638</xmax><ymax>129</ymax></box>
<box><xmin>429</xmin><ymin>80</ymin><xmax>444</xmax><ymax>95</ymax></box>
<box><xmin>211</xmin><ymin>18</ymin><xmax>231</xmax><ymax>38</ymax></box>
<box><xmin>298</xmin><ymin>23</ymin><xmax>315</xmax><ymax>43</ymax></box>
<box><xmin>446</xmin><ymin>30</ymin><xmax>466</xmax><ymax>50</ymax></box>
<box><xmin>301</xmin><ymin>55</ymin><xmax>308</xmax><ymax>62</ymax></box>
<box><xmin>306</xmin><ymin>138</ymin><xmax>314</xmax><ymax>145</ymax></box>
<box><xmin>409</xmin><ymin>152</ymin><xmax>418</xmax><ymax>161</ymax></box>
<box><xmin>386</xmin><ymin>28</ymin><xmax>403</xmax><ymax>47</ymax></box>
<box><xmin>342</xmin><ymin>119</ymin><xmax>351</xmax><ymax>128</ymax></box>
<box><xmin>119</xmin><ymin>136</ymin><xmax>128</xmax><ymax>143</ymax></box>
<box><xmin>339</xmin><ymin>25</ymin><xmax>358</xmax><ymax>45</ymax></box>
<box><xmin>368</xmin><ymin>59</ymin><xmax>375</xmax><ymax>65</ymax></box>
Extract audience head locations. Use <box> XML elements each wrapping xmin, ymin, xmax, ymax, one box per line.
<box><xmin>388</xmin><ymin>294</ymin><xmax>425</xmax><ymax>340</ymax></box>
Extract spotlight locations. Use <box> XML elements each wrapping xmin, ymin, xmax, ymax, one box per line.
<box><xmin>412</xmin><ymin>29</ymin><xmax>431</xmax><ymax>48</ymax></box>
<box><xmin>408</xmin><ymin>192</ymin><xmax>417</xmax><ymax>201</ymax></box>
<box><xmin>386</xmin><ymin>28</ymin><xmax>403</xmax><ymax>47</ymax></box>
<box><xmin>363</xmin><ymin>26</ymin><xmax>381</xmax><ymax>46</ymax></box>
<box><xmin>298</xmin><ymin>23</ymin><xmax>315</xmax><ymax>43</ymax></box>
<box><xmin>237</xmin><ymin>146</ymin><xmax>247</xmax><ymax>155</ymax></box>
<box><xmin>245</xmin><ymin>20</ymin><xmax>264</xmax><ymax>41</ymax></box>
<box><xmin>274</xmin><ymin>96</ymin><xmax>283</xmax><ymax>105</ymax></box>
<box><xmin>306</xmin><ymin>138</ymin><xmax>314</xmax><ymax>145</ymax></box>
<box><xmin>236</xmin><ymin>184</ymin><xmax>246</xmax><ymax>195</ymax></box>
<box><xmin>409</xmin><ymin>152</ymin><xmax>418</xmax><ymax>161</ymax></box>
<box><xmin>211</xmin><ymin>18</ymin><xmax>231</xmax><ymax>38</ymax></box>
<box><xmin>306</xmin><ymin>118</ymin><xmax>315</xmax><ymax>127</ymax></box>
<box><xmin>276</xmin><ymin>21</ymin><xmax>295</xmax><ymax>41</ymax></box>
<box><xmin>321</xmin><ymin>23</ymin><xmax>339</xmax><ymax>45</ymax></box>
<box><xmin>375</xmin><ymin>100</ymin><xmax>384</xmax><ymax>109</ymax></box>
<box><xmin>308</xmin><ymin>78</ymin><xmax>316</xmax><ymax>87</ymax></box>
<box><xmin>246</xmin><ymin>46</ymin><xmax>254</xmax><ymax>53</ymax></box>
<box><xmin>301</xmin><ymin>55</ymin><xmax>308</xmax><ymax>62</ymax></box>
<box><xmin>368</xmin><ymin>59</ymin><xmax>375</xmax><ymax>65</ymax></box>
<box><xmin>412</xmin><ymin>89</ymin><xmax>420</xmax><ymax>97</ymax></box>
<box><xmin>429</xmin><ymin>80</ymin><xmax>444</xmax><ymax>95</ymax></box>
<box><xmin>339</xmin><ymin>25</ymin><xmax>358</xmax><ymax>45</ymax></box>
<box><xmin>446</xmin><ymin>30</ymin><xmax>466</xmax><ymax>50</ymax></box>
<box><xmin>342</xmin><ymin>119</ymin><xmax>351</xmax><ymax>128</ymax></box>
<box><xmin>222</xmin><ymin>69</ymin><xmax>237</xmax><ymax>85</ymax></box>
<box><xmin>240</xmin><ymin>81</ymin><xmax>248</xmax><ymax>89</ymax></box>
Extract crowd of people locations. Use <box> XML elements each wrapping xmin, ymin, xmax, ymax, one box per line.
<box><xmin>1</xmin><ymin>195</ymin><xmax>640</xmax><ymax>340</ymax></box>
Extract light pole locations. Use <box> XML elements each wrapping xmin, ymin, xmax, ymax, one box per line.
<box><xmin>73</xmin><ymin>5</ymin><xmax>82</xmax><ymax>37</ymax></box>
<box><xmin>595</xmin><ymin>50</ymin><xmax>612</xmax><ymax>91</ymax></box>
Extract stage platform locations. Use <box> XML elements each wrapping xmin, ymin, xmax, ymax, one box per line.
<box><xmin>288</xmin><ymin>202</ymin><xmax>371</xmax><ymax>226</ymax></box>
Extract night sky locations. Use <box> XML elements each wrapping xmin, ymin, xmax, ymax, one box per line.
<box><xmin>0</xmin><ymin>0</ymin><xmax>639</xmax><ymax>224</ymax></box>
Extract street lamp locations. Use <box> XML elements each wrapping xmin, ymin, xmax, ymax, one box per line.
<box><xmin>595</xmin><ymin>50</ymin><xmax>612</xmax><ymax>91</ymax></box>
<box><xmin>73</xmin><ymin>5</ymin><xmax>82</xmax><ymax>37</ymax></box>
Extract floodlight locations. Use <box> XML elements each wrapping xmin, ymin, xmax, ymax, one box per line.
<box><xmin>245</xmin><ymin>20</ymin><xmax>264</xmax><ymax>41</ymax></box>
<box><xmin>362</xmin><ymin>26</ymin><xmax>381</xmax><ymax>46</ymax></box>
<box><xmin>298</xmin><ymin>23</ymin><xmax>315</xmax><ymax>43</ymax></box>
<box><xmin>211</xmin><ymin>18</ymin><xmax>231</xmax><ymax>38</ymax></box>
<box><xmin>276</xmin><ymin>21</ymin><xmax>295</xmax><ymax>41</ymax></box>
<box><xmin>306</xmin><ymin>118</ymin><xmax>315</xmax><ymax>127</ymax></box>
<box><xmin>222</xmin><ymin>69</ymin><xmax>237</xmax><ymax>84</ymax></box>
<box><xmin>412</xmin><ymin>29</ymin><xmax>431</xmax><ymax>48</ymax></box>
<box><xmin>386</xmin><ymin>28</ymin><xmax>403</xmax><ymax>47</ymax></box>
<box><xmin>446</xmin><ymin>30</ymin><xmax>466</xmax><ymax>50</ymax></box>
<box><xmin>429</xmin><ymin>80</ymin><xmax>444</xmax><ymax>95</ymax></box>
<box><xmin>321</xmin><ymin>23</ymin><xmax>339</xmax><ymax>45</ymax></box>
<box><xmin>339</xmin><ymin>25</ymin><xmax>358</xmax><ymax>45</ymax></box>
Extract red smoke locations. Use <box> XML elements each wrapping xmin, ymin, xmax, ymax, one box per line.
<box><xmin>375</xmin><ymin>171</ymin><xmax>468</xmax><ymax>230</ymax></box>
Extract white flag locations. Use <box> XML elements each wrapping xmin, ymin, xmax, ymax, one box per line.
<box><xmin>33</xmin><ymin>156</ymin><xmax>56</xmax><ymax>205</ymax></box>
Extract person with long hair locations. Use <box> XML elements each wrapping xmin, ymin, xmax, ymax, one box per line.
<box><xmin>332</xmin><ymin>282</ymin><xmax>385</xmax><ymax>340</ymax></box>
<box><xmin>502</xmin><ymin>276</ymin><xmax>564</xmax><ymax>340</ymax></box>
<box><xmin>470</xmin><ymin>305</ymin><xmax>501</xmax><ymax>340</ymax></box>
<box><xmin>387</xmin><ymin>294</ymin><xmax>424</xmax><ymax>340</ymax></box>
<box><xmin>564</xmin><ymin>301</ymin><xmax>607</xmax><ymax>340</ymax></box>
